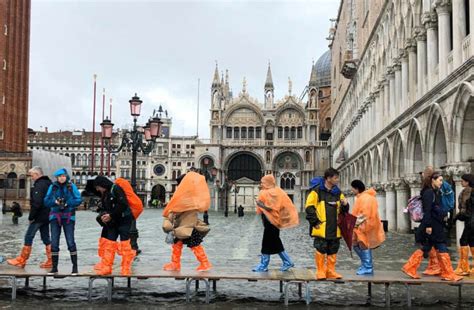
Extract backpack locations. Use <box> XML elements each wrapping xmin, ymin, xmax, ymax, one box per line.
<box><xmin>439</xmin><ymin>181</ymin><xmax>455</xmax><ymax>214</ymax></box>
<box><xmin>405</xmin><ymin>195</ymin><xmax>424</xmax><ymax>222</ymax></box>
<box><xmin>114</xmin><ymin>178</ymin><xmax>143</xmax><ymax>219</ymax></box>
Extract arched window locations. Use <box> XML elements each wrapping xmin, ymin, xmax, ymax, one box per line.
<box><xmin>318</xmin><ymin>90</ymin><xmax>323</xmax><ymax>98</ymax></box>
<box><xmin>6</xmin><ymin>172</ymin><xmax>17</xmax><ymax>189</ymax></box>
<box><xmin>266</xmin><ymin>151</ymin><xmax>271</xmax><ymax>163</ymax></box>
<box><xmin>290</xmin><ymin>127</ymin><xmax>296</xmax><ymax>139</ymax></box>
<box><xmin>111</xmin><ymin>154</ymin><xmax>117</xmax><ymax>166</ymax></box>
<box><xmin>226</xmin><ymin>127</ymin><xmax>232</xmax><ymax>139</ymax></box>
<box><xmin>305</xmin><ymin>150</ymin><xmax>311</xmax><ymax>163</ymax></box>
<box><xmin>241</xmin><ymin>127</ymin><xmax>247</xmax><ymax>139</ymax></box>
<box><xmin>233</xmin><ymin>127</ymin><xmax>240</xmax><ymax>139</ymax></box>
<box><xmin>70</xmin><ymin>154</ymin><xmax>76</xmax><ymax>166</ymax></box>
<box><xmin>280</xmin><ymin>172</ymin><xmax>296</xmax><ymax>190</ymax></box>
<box><xmin>248</xmin><ymin>127</ymin><xmax>254</xmax><ymax>139</ymax></box>
<box><xmin>284</xmin><ymin>127</ymin><xmax>289</xmax><ymax>139</ymax></box>
<box><xmin>297</xmin><ymin>127</ymin><xmax>303</xmax><ymax>139</ymax></box>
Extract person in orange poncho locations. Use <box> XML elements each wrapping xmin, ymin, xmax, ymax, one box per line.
<box><xmin>350</xmin><ymin>180</ymin><xmax>385</xmax><ymax>275</ymax></box>
<box><xmin>162</xmin><ymin>172</ymin><xmax>212</xmax><ymax>272</ymax></box>
<box><xmin>253</xmin><ymin>174</ymin><xmax>299</xmax><ymax>272</ymax></box>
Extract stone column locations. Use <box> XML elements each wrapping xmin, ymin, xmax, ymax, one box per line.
<box><xmin>471</xmin><ymin>0</ymin><xmax>474</xmax><ymax>55</ymax></box>
<box><xmin>435</xmin><ymin>2</ymin><xmax>451</xmax><ymax>79</ymax></box>
<box><xmin>424</xmin><ymin>13</ymin><xmax>439</xmax><ymax>88</ymax></box>
<box><xmin>401</xmin><ymin>51</ymin><xmax>409</xmax><ymax>111</ymax></box>
<box><xmin>384</xmin><ymin>182</ymin><xmax>397</xmax><ymax>231</ymax></box>
<box><xmin>383</xmin><ymin>80</ymin><xmax>390</xmax><ymax>126</ymax></box>
<box><xmin>452</xmin><ymin>0</ymin><xmax>467</xmax><ymax>68</ymax></box>
<box><xmin>408</xmin><ymin>42</ymin><xmax>417</xmax><ymax>104</ymax></box>
<box><xmin>446</xmin><ymin>162</ymin><xmax>472</xmax><ymax>247</ymax></box>
<box><xmin>394</xmin><ymin>179</ymin><xmax>411</xmax><ymax>233</ymax></box>
<box><xmin>415</xmin><ymin>28</ymin><xmax>427</xmax><ymax>98</ymax></box>
<box><xmin>375</xmin><ymin>183</ymin><xmax>387</xmax><ymax>221</ymax></box>
<box><xmin>394</xmin><ymin>62</ymin><xmax>402</xmax><ymax>117</ymax></box>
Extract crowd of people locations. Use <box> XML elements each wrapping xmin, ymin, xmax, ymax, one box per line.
<box><xmin>5</xmin><ymin>165</ymin><xmax>474</xmax><ymax>283</ymax></box>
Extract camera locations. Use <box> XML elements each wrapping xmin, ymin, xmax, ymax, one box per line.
<box><xmin>57</xmin><ymin>198</ymin><xmax>66</xmax><ymax>211</ymax></box>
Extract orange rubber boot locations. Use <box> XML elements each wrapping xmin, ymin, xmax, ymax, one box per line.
<box><xmin>422</xmin><ymin>248</ymin><xmax>441</xmax><ymax>276</ymax></box>
<box><xmin>163</xmin><ymin>241</ymin><xmax>183</xmax><ymax>271</ymax></box>
<box><xmin>191</xmin><ymin>245</ymin><xmax>212</xmax><ymax>272</ymax></box>
<box><xmin>39</xmin><ymin>244</ymin><xmax>53</xmax><ymax>269</ymax></box>
<box><xmin>94</xmin><ymin>237</ymin><xmax>106</xmax><ymax>271</ymax></box>
<box><xmin>326</xmin><ymin>254</ymin><xmax>342</xmax><ymax>279</ymax></box>
<box><xmin>315</xmin><ymin>251</ymin><xmax>327</xmax><ymax>280</ymax></box>
<box><xmin>120</xmin><ymin>240</ymin><xmax>135</xmax><ymax>276</ymax></box>
<box><xmin>402</xmin><ymin>249</ymin><xmax>423</xmax><ymax>279</ymax></box>
<box><xmin>454</xmin><ymin>246</ymin><xmax>470</xmax><ymax>276</ymax></box>
<box><xmin>470</xmin><ymin>247</ymin><xmax>474</xmax><ymax>273</ymax></box>
<box><xmin>95</xmin><ymin>239</ymin><xmax>116</xmax><ymax>276</ymax></box>
<box><xmin>7</xmin><ymin>245</ymin><xmax>32</xmax><ymax>268</ymax></box>
<box><xmin>437</xmin><ymin>252</ymin><xmax>463</xmax><ymax>282</ymax></box>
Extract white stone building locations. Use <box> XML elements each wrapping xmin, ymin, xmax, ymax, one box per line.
<box><xmin>330</xmin><ymin>0</ymin><xmax>474</xmax><ymax>233</ymax></box>
<box><xmin>194</xmin><ymin>62</ymin><xmax>332</xmax><ymax>212</ymax></box>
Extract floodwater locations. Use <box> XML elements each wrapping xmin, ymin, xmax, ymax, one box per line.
<box><xmin>0</xmin><ymin>209</ymin><xmax>473</xmax><ymax>309</ymax></box>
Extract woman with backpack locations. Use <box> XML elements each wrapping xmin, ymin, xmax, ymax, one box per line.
<box><xmin>402</xmin><ymin>172</ymin><xmax>462</xmax><ymax>281</ymax></box>
<box><xmin>454</xmin><ymin>174</ymin><xmax>474</xmax><ymax>276</ymax></box>
<box><xmin>44</xmin><ymin>168</ymin><xmax>82</xmax><ymax>275</ymax></box>
<box><xmin>93</xmin><ymin>176</ymin><xmax>136</xmax><ymax>276</ymax></box>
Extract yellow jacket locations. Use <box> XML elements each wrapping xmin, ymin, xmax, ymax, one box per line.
<box><xmin>305</xmin><ymin>188</ymin><xmax>346</xmax><ymax>239</ymax></box>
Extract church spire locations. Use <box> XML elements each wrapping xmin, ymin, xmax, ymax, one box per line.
<box><xmin>309</xmin><ymin>61</ymin><xmax>318</xmax><ymax>88</ymax></box>
<box><xmin>212</xmin><ymin>62</ymin><xmax>220</xmax><ymax>87</ymax></box>
<box><xmin>264</xmin><ymin>62</ymin><xmax>274</xmax><ymax>90</ymax></box>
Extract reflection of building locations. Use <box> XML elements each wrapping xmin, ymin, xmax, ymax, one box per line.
<box><xmin>330</xmin><ymin>1</ymin><xmax>474</xmax><ymax>233</ymax></box>
<box><xmin>195</xmin><ymin>62</ymin><xmax>332</xmax><ymax>211</ymax></box>
<box><xmin>0</xmin><ymin>0</ymin><xmax>32</xmax><ymax>209</ymax></box>
<box><xmin>27</xmin><ymin>129</ymin><xmax>119</xmax><ymax>188</ymax></box>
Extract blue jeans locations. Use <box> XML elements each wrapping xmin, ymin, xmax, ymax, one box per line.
<box><xmin>24</xmin><ymin>222</ymin><xmax>51</xmax><ymax>246</ymax></box>
<box><xmin>50</xmin><ymin>220</ymin><xmax>77</xmax><ymax>253</ymax></box>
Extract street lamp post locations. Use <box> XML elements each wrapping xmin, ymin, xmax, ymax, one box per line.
<box><xmin>233</xmin><ymin>182</ymin><xmax>239</xmax><ymax>214</ymax></box>
<box><xmin>100</xmin><ymin>93</ymin><xmax>163</xmax><ymax>254</ymax></box>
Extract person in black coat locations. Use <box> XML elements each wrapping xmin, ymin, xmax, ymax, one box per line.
<box><xmin>7</xmin><ymin>167</ymin><xmax>53</xmax><ymax>268</ymax></box>
<box><xmin>402</xmin><ymin>172</ymin><xmax>462</xmax><ymax>281</ymax></box>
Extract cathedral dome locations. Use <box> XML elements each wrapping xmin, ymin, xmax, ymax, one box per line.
<box><xmin>314</xmin><ymin>50</ymin><xmax>331</xmax><ymax>88</ymax></box>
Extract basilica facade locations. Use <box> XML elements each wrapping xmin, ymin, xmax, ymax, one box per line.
<box><xmin>330</xmin><ymin>0</ymin><xmax>474</xmax><ymax>234</ymax></box>
<box><xmin>195</xmin><ymin>57</ymin><xmax>332</xmax><ymax>211</ymax></box>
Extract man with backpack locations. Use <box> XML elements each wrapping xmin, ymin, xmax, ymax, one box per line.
<box><xmin>93</xmin><ymin>176</ymin><xmax>139</xmax><ymax>276</ymax></box>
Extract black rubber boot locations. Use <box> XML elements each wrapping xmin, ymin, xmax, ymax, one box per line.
<box><xmin>70</xmin><ymin>252</ymin><xmax>78</xmax><ymax>275</ymax></box>
<box><xmin>48</xmin><ymin>253</ymin><xmax>59</xmax><ymax>274</ymax></box>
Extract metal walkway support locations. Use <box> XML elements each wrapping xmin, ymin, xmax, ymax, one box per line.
<box><xmin>283</xmin><ymin>281</ymin><xmax>311</xmax><ymax>306</ymax></box>
<box><xmin>88</xmin><ymin>277</ymin><xmax>113</xmax><ymax>302</ymax></box>
<box><xmin>185</xmin><ymin>278</ymin><xmax>210</xmax><ymax>304</ymax></box>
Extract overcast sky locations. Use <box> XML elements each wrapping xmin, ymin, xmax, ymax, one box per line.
<box><xmin>29</xmin><ymin>0</ymin><xmax>339</xmax><ymax>138</ymax></box>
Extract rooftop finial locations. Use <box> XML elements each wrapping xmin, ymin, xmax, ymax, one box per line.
<box><xmin>242</xmin><ymin>77</ymin><xmax>247</xmax><ymax>93</ymax></box>
<box><xmin>288</xmin><ymin>77</ymin><xmax>292</xmax><ymax>95</ymax></box>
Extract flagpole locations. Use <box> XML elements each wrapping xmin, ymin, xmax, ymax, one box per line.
<box><xmin>100</xmin><ymin>88</ymin><xmax>105</xmax><ymax>174</ymax></box>
<box><xmin>91</xmin><ymin>74</ymin><xmax>97</xmax><ymax>175</ymax></box>
<box><xmin>107</xmin><ymin>98</ymin><xmax>112</xmax><ymax>175</ymax></box>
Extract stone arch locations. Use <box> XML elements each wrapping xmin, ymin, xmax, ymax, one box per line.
<box><xmin>223</xmin><ymin>104</ymin><xmax>264</xmax><ymax>125</ymax></box>
<box><xmin>225</xmin><ymin>151</ymin><xmax>264</xmax><ymax>182</ymax></box>
<box><xmin>426</xmin><ymin>103</ymin><xmax>449</xmax><ymax>169</ymax></box>
<box><xmin>406</xmin><ymin>118</ymin><xmax>425</xmax><ymax>174</ymax></box>
<box><xmin>392</xmin><ymin>129</ymin><xmax>406</xmax><ymax>178</ymax></box>
<box><xmin>372</xmin><ymin>145</ymin><xmax>382</xmax><ymax>183</ymax></box>
<box><xmin>452</xmin><ymin>81</ymin><xmax>474</xmax><ymax>162</ymax></box>
<box><xmin>272</xmin><ymin>151</ymin><xmax>304</xmax><ymax>172</ymax></box>
<box><xmin>151</xmin><ymin>183</ymin><xmax>166</xmax><ymax>204</ymax></box>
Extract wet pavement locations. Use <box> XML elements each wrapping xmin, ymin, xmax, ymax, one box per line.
<box><xmin>1</xmin><ymin>209</ymin><xmax>473</xmax><ymax>309</ymax></box>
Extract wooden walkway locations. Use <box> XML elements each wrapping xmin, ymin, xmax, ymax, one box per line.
<box><xmin>1</xmin><ymin>264</ymin><xmax>474</xmax><ymax>306</ymax></box>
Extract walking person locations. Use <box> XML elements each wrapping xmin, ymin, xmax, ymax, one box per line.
<box><xmin>350</xmin><ymin>180</ymin><xmax>385</xmax><ymax>275</ymax></box>
<box><xmin>454</xmin><ymin>174</ymin><xmax>474</xmax><ymax>276</ymax></box>
<box><xmin>44</xmin><ymin>168</ymin><xmax>82</xmax><ymax>275</ymax></box>
<box><xmin>305</xmin><ymin>168</ymin><xmax>349</xmax><ymax>280</ymax></box>
<box><xmin>402</xmin><ymin>172</ymin><xmax>462</xmax><ymax>281</ymax></box>
<box><xmin>162</xmin><ymin>172</ymin><xmax>212</xmax><ymax>272</ymax></box>
<box><xmin>7</xmin><ymin>167</ymin><xmax>52</xmax><ymax>268</ymax></box>
<box><xmin>93</xmin><ymin>176</ymin><xmax>136</xmax><ymax>276</ymax></box>
<box><xmin>252</xmin><ymin>174</ymin><xmax>299</xmax><ymax>272</ymax></box>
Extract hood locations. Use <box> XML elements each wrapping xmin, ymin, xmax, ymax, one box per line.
<box><xmin>94</xmin><ymin>175</ymin><xmax>114</xmax><ymax>191</ymax></box>
<box><xmin>364</xmin><ymin>188</ymin><xmax>377</xmax><ymax>197</ymax></box>
<box><xmin>53</xmin><ymin>168</ymin><xmax>70</xmax><ymax>182</ymax></box>
<box><xmin>261</xmin><ymin>174</ymin><xmax>276</xmax><ymax>189</ymax></box>
<box><xmin>310</xmin><ymin>176</ymin><xmax>324</xmax><ymax>189</ymax></box>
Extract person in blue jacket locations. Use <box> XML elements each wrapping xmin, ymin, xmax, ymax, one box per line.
<box><xmin>44</xmin><ymin>168</ymin><xmax>82</xmax><ymax>275</ymax></box>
